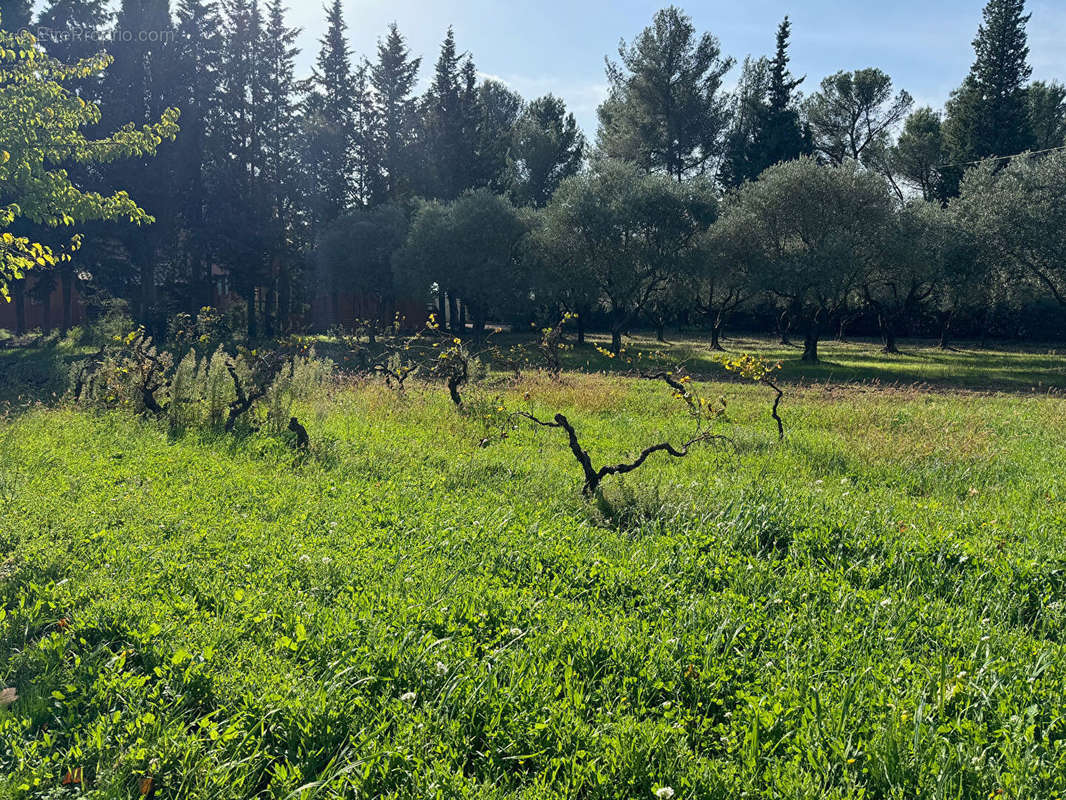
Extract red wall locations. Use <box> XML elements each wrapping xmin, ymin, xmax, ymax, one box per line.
<box><xmin>0</xmin><ymin>277</ymin><xmax>85</xmax><ymax>332</ymax></box>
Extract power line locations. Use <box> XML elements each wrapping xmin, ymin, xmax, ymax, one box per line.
<box><xmin>934</xmin><ymin>143</ymin><xmax>1066</xmax><ymax>170</ymax></box>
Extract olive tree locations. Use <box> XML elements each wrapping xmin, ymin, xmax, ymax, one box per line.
<box><xmin>318</xmin><ymin>203</ymin><xmax>409</xmax><ymax>334</ymax></box>
<box><xmin>394</xmin><ymin>189</ymin><xmax>531</xmax><ymax>337</ymax></box>
<box><xmin>540</xmin><ymin>160</ymin><xmax>715</xmax><ymax>353</ymax></box>
<box><xmin>862</xmin><ymin>201</ymin><xmax>945</xmax><ymax>354</ymax></box>
<box><xmin>953</xmin><ymin>151</ymin><xmax>1066</xmax><ymax>322</ymax></box>
<box><xmin>720</xmin><ymin>157</ymin><xmax>894</xmax><ymax>362</ymax></box>
<box><xmin>687</xmin><ymin>209</ymin><xmax>752</xmax><ymax>351</ymax></box>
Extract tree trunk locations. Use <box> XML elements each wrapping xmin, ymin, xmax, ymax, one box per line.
<box><xmin>264</xmin><ymin>284</ymin><xmax>276</xmax><ymax>339</ymax></box>
<box><xmin>141</xmin><ymin>258</ymin><xmax>157</xmax><ymax>335</ymax></box>
<box><xmin>61</xmin><ymin>270</ymin><xmax>73</xmax><ymax>335</ymax></box>
<box><xmin>448</xmin><ymin>293</ymin><xmax>461</xmax><ymax>333</ymax></box>
<box><xmin>882</xmin><ymin>329</ymin><xmax>899</xmax><ymax>354</ymax></box>
<box><xmin>610</xmin><ymin>327</ymin><xmax>622</xmax><ymax>355</ymax></box>
<box><xmin>13</xmin><ymin>280</ymin><xmax>26</xmax><ymax>335</ymax></box>
<box><xmin>278</xmin><ymin>268</ymin><xmax>291</xmax><ymax>335</ymax></box>
<box><xmin>778</xmin><ymin>310</ymin><xmax>792</xmax><ymax>346</ymax></box>
<box><xmin>938</xmin><ymin>315</ymin><xmax>952</xmax><ymax>350</ymax></box>
<box><xmin>802</xmin><ymin>322</ymin><xmax>820</xmax><ymax>363</ymax></box>
<box><xmin>655</xmin><ymin>319</ymin><xmax>665</xmax><ymax>343</ymax></box>
<box><xmin>246</xmin><ymin>284</ymin><xmax>258</xmax><ymax>340</ymax></box>
<box><xmin>42</xmin><ymin>290</ymin><xmax>52</xmax><ymax>332</ymax></box>
<box><xmin>576</xmin><ymin>313</ymin><xmax>586</xmax><ymax>346</ymax></box>
<box><xmin>879</xmin><ymin>315</ymin><xmax>900</xmax><ymax>354</ymax></box>
<box><xmin>710</xmin><ymin>320</ymin><xmax>724</xmax><ymax>351</ymax></box>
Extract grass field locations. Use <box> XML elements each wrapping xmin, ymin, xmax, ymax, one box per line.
<box><xmin>2</xmin><ymin>337</ymin><xmax>1066</xmax><ymax>798</ymax></box>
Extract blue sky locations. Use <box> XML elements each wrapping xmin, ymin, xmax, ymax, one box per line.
<box><xmin>32</xmin><ymin>1</ymin><xmax>1066</xmax><ymax>136</ymax></box>
<box><xmin>280</xmin><ymin>0</ymin><xmax>1066</xmax><ymax>138</ymax></box>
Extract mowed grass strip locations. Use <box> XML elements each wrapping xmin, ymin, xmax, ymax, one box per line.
<box><xmin>1</xmin><ymin>371</ymin><xmax>1066</xmax><ymax>798</ymax></box>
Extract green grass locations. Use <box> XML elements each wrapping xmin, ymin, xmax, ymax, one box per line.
<box><xmin>2</xmin><ymin>345</ymin><xmax>1066</xmax><ymax>798</ymax></box>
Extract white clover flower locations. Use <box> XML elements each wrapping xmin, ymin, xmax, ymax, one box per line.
<box><xmin>880</xmin><ymin>598</ymin><xmax>892</xmax><ymax>608</ymax></box>
<box><xmin>655</xmin><ymin>787</ymin><xmax>675</xmax><ymax>800</ymax></box>
<box><xmin>400</xmin><ymin>691</ymin><xmax>417</xmax><ymax>703</ymax></box>
<box><xmin>299</xmin><ymin>554</ymin><xmax>311</xmax><ymax>563</ymax></box>
<box><xmin>321</xmin><ymin>556</ymin><xmax>332</xmax><ymax>565</ymax></box>
<box><xmin>435</xmin><ymin>661</ymin><xmax>448</xmax><ymax>676</ymax></box>
<box><xmin>509</xmin><ymin>627</ymin><xmax>523</xmax><ymax>636</ymax></box>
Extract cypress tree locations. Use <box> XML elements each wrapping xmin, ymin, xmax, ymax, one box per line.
<box><xmin>942</xmin><ymin>0</ymin><xmax>1034</xmax><ymax>193</ymax></box>
<box><xmin>511</xmin><ymin>94</ymin><xmax>586</xmax><ymax>207</ymax></box>
<box><xmin>751</xmin><ymin>17</ymin><xmax>809</xmax><ymax>174</ymax></box>
<box><xmin>352</xmin><ymin>60</ymin><xmax>385</xmax><ymax>206</ymax></box>
<box><xmin>475</xmin><ymin>78</ymin><xmax>523</xmax><ymax>192</ymax></box>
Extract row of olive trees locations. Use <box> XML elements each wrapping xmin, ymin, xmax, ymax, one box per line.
<box><xmin>316</xmin><ymin>150</ymin><xmax>1066</xmax><ymax>363</ymax></box>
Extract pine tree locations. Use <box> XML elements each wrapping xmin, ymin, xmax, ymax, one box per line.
<box><xmin>475</xmin><ymin>78</ymin><xmax>522</xmax><ymax>192</ymax></box>
<box><xmin>98</xmin><ymin>0</ymin><xmax>177</xmax><ymax>329</ymax></box>
<box><xmin>597</xmin><ymin>6</ymin><xmax>734</xmax><ymax>182</ymax></box>
<box><xmin>511</xmin><ymin>94</ymin><xmax>586</xmax><ymax>207</ymax></box>
<box><xmin>172</xmin><ymin>0</ymin><xmax>225</xmax><ymax>309</ymax></box>
<box><xmin>257</xmin><ymin>0</ymin><xmax>301</xmax><ymax>332</ymax></box>
<box><xmin>370</xmin><ymin>23</ymin><xmax>420</xmax><ymax>200</ymax></box>
<box><xmin>0</xmin><ymin>0</ymin><xmax>33</xmax><ymax>30</ymax></box>
<box><xmin>942</xmin><ymin>0</ymin><xmax>1034</xmax><ymax>193</ymax></box>
<box><xmin>37</xmin><ymin>0</ymin><xmax>110</xmax><ymax>75</ymax></box>
<box><xmin>721</xmin><ymin>56</ymin><xmax>769</xmax><ymax>187</ymax></box>
<box><xmin>352</xmin><ymin>61</ymin><xmax>385</xmax><ymax>205</ymax></box>
<box><xmin>420</xmin><ymin>27</ymin><xmax>479</xmax><ymax>200</ymax></box>
<box><xmin>303</xmin><ymin>0</ymin><xmax>355</xmax><ymax>225</ymax></box>
<box><xmin>217</xmin><ymin>0</ymin><xmax>268</xmax><ymax>336</ymax></box>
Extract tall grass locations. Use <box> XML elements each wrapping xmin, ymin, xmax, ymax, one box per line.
<box><xmin>0</xmin><ymin>353</ymin><xmax>1065</xmax><ymax>797</ymax></box>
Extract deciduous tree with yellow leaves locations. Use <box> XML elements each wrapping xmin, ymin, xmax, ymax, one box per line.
<box><xmin>0</xmin><ymin>16</ymin><xmax>179</xmax><ymax>300</ymax></box>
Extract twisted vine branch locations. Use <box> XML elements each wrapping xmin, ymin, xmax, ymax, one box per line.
<box><xmin>516</xmin><ymin>411</ymin><xmax>721</xmax><ymax>496</ymax></box>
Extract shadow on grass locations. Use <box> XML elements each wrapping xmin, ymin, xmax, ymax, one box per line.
<box><xmin>546</xmin><ymin>332</ymin><xmax>1066</xmax><ymax>394</ymax></box>
<box><xmin>0</xmin><ymin>339</ymin><xmax>89</xmax><ymax>410</ymax></box>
